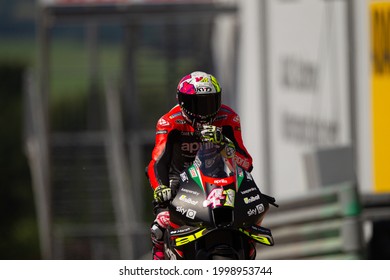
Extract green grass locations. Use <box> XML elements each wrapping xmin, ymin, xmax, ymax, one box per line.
<box><xmin>49</xmin><ymin>39</ymin><xmax>122</xmax><ymax>104</ymax></box>
<box><xmin>0</xmin><ymin>37</ymin><xmax>197</xmax><ymax>98</ymax></box>
<box><xmin>0</xmin><ymin>38</ymin><xmax>35</xmax><ymax>64</ymax></box>
<box><xmin>0</xmin><ymin>37</ymin><xmax>199</xmax><ymax>129</ymax></box>
<box><xmin>0</xmin><ymin>38</ymin><xmax>123</xmax><ymax>103</ymax></box>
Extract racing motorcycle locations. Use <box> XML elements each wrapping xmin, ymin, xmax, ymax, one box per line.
<box><xmin>164</xmin><ymin>139</ymin><xmax>278</xmax><ymax>260</ymax></box>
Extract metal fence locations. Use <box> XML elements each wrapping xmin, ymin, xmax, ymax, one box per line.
<box><xmin>256</xmin><ymin>182</ymin><xmax>364</xmax><ymax>260</ymax></box>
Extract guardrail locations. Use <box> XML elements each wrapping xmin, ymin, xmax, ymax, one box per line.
<box><xmin>361</xmin><ymin>192</ymin><xmax>390</xmax><ymax>259</ymax></box>
<box><xmin>257</xmin><ymin>182</ymin><xmax>364</xmax><ymax>259</ymax></box>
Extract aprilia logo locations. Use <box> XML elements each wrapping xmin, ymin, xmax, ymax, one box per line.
<box><xmin>181</xmin><ymin>141</ymin><xmax>214</xmax><ymax>154</ymax></box>
<box><xmin>213</xmin><ymin>179</ymin><xmax>228</xmax><ymax>184</ymax></box>
<box><xmin>181</xmin><ymin>142</ymin><xmax>200</xmax><ymax>153</ymax></box>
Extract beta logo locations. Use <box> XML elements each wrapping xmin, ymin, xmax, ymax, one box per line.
<box><xmin>179</xmin><ymin>195</ymin><xmax>199</xmax><ymax>206</ymax></box>
<box><xmin>244</xmin><ymin>194</ymin><xmax>260</xmax><ymax>204</ymax></box>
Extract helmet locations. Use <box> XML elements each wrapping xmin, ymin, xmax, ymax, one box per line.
<box><xmin>177</xmin><ymin>71</ymin><xmax>222</xmax><ymax>126</ymax></box>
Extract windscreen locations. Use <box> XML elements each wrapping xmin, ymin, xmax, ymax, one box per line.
<box><xmin>195</xmin><ymin>143</ymin><xmax>235</xmax><ymax>178</ymax></box>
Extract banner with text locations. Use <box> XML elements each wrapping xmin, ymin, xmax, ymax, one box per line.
<box><xmin>266</xmin><ymin>0</ymin><xmax>351</xmax><ymax>198</ymax></box>
<box><xmin>370</xmin><ymin>1</ymin><xmax>390</xmax><ymax>193</ymax></box>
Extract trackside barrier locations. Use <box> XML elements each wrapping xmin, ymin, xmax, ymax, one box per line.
<box><xmin>256</xmin><ymin>182</ymin><xmax>364</xmax><ymax>259</ymax></box>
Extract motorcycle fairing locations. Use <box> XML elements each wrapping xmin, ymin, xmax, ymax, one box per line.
<box><xmin>168</xmin><ymin>225</ymin><xmax>273</xmax><ymax>248</ymax></box>
<box><xmin>168</xmin><ymin>226</ymin><xmax>209</xmax><ymax>247</ymax></box>
<box><xmin>239</xmin><ymin>225</ymin><xmax>274</xmax><ymax>246</ymax></box>
<box><xmin>170</xmin><ymin>164</ymin><xmax>271</xmax><ymax>228</ymax></box>
<box><xmin>165</xmin><ymin>142</ymin><xmax>276</xmax><ymax>259</ymax></box>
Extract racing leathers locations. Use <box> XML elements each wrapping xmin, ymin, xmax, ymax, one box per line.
<box><xmin>147</xmin><ymin>104</ymin><xmax>253</xmax><ymax>259</ymax></box>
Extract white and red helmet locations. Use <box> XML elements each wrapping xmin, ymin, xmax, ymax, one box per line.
<box><xmin>177</xmin><ymin>71</ymin><xmax>222</xmax><ymax>126</ymax></box>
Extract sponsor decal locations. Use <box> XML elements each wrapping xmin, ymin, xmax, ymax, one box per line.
<box><xmin>175</xmin><ymin>119</ymin><xmax>187</xmax><ymax>125</ymax></box>
<box><xmin>233</xmin><ymin>115</ymin><xmax>240</xmax><ymax>123</ymax></box>
<box><xmin>213</xmin><ymin>179</ymin><xmax>228</xmax><ymax>184</ymax></box>
<box><xmin>181</xmin><ymin>141</ymin><xmax>214</xmax><ymax>153</ymax></box>
<box><xmin>189</xmin><ymin>167</ymin><xmax>197</xmax><ymax>178</ymax></box>
<box><xmin>186</xmin><ymin>209</ymin><xmax>197</xmax><ymax>219</ymax></box>
<box><xmin>239</xmin><ymin>228</ymin><xmax>272</xmax><ymax>246</ymax></box>
<box><xmin>193</xmin><ymin>157</ymin><xmax>201</xmax><ymax>168</ymax></box>
<box><xmin>240</xmin><ymin>187</ymin><xmax>257</xmax><ymax>195</ymax></box>
<box><xmin>169</xmin><ymin>112</ymin><xmax>182</xmax><ymax>119</ymax></box>
<box><xmin>174</xmin><ymin>228</ymin><xmax>206</xmax><ymax>246</ymax></box>
<box><xmin>247</xmin><ymin>204</ymin><xmax>265</xmax><ymax>217</ymax></box>
<box><xmin>181</xmin><ymin>142</ymin><xmax>200</xmax><ymax>153</ymax></box>
<box><xmin>181</xmin><ymin>188</ymin><xmax>200</xmax><ymax>196</ymax></box>
<box><xmin>171</xmin><ymin>227</ymin><xmax>191</xmax><ymax>235</ymax></box>
<box><xmin>244</xmin><ymin>194</ymin><xmax>260</xmax><ymax>204</ymax></box>
<box><xmin>158</xmin><ymin>118</ymin><xmax>170</xmax><ymax>127</ymax></box>
<box><xmin>180</xmin><ymin>172</ymin><xmax>188</xmax><ymax>182</ymax></box>
<box><xmin>156</xmin><ymin>130</ymin><xmax>167</xmax><ymax>135</ymax></box>
<box><xmin>235</xmin><ymin>154</ymin><xmax>251</xmax><ymax>170</ymax></box>
<box><xmin>176</xmin><ymin>206</ymin><xmax>197</xmax><ymax>220</ymax></box>
<box><xmin>197</xmin><ymin>86</ymin><xmax>212</xmax><ymax>92</ymax></box>
<box><xmin>179</xmin><ymin>195</ymin><xmax>199</xmax><ymax>206</ymax></box>
<box><xmin>256</xmin><ymin>204</ymin><xmax>265</xmax><ymax>213</ymax></box>
<box><xmin>202</xmin><ymin>175</ymin><xmax>235</xmax><ymax>186</ymax></box>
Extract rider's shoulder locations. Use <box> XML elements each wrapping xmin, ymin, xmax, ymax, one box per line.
<box><xmin>157</xmin><ymin>105</ymin><xmax>187</xmax><ymax>128</ymax></box>
<box><xmin>215</xmin><ymin>104</ymin><xmax>241</xmax><ymax>124</ymax></box>
<box><xmin>219</xmin><ymin>104</ymin><xmax>233</xmax><ymax>113</ymax></box>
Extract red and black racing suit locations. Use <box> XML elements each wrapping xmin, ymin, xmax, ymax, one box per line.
<box><xmin>147</xmin><ymin>104</ymin><xmax>253</xmax><ymax>194</ymax></box>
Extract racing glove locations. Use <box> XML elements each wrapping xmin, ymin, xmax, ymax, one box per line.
<box><xmin>153</xmin><ymin>185</ymin><xmax>172</xmax><ymax>204</ymax></box>
<box><xmin>200</xmin><ymin>125</ymin><xmax>224</xmax><ymax>144</ymax></box>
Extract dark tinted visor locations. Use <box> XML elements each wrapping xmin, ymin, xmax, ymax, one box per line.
<box><xmin>179</xmin><ymin>92</ymin><xmax>221</xmax><ymax>118</ymax></box>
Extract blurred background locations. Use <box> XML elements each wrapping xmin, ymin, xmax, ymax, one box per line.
<box><xmin>1</xmin><ymin>0</ymin><xmax>389</xmax><ymax>260</ymax></box>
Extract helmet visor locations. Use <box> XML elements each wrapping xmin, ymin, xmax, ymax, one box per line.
<box><xmin>179</xmin><ymin>92</ymin><xmax>221</xmax><ymax>120</ymax></box>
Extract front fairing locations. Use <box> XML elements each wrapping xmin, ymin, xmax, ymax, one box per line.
<box><xmin>170</xmin><ymin>143</ymin><xmax>268</xmax><ymax>228</ymax></box>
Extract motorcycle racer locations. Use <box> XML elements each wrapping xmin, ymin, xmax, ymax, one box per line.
<box><xmin>147</xmin><ymin>71</ymin><xmax>253</xmax><ymax>260</ymax></box>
